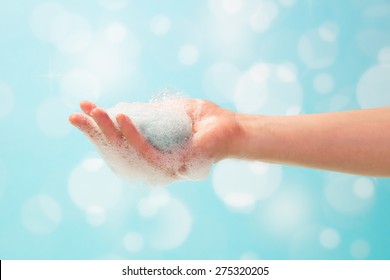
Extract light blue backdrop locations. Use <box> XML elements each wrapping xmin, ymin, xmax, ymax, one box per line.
<box><xmin>0</xmin><ymin>0</ymin><xmax>389</xmax><ymax>259</ymax></box>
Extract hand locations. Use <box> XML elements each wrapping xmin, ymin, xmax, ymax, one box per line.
<box><xmin>69</xmin><ymin>99</ymin><xmax>242</xmax><ymax>179</ymax></box>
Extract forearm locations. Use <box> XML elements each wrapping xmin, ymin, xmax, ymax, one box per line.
<box><xmin>230</xmin><ymin>108</ymin><xmax>390</xmax><ymax>177</ymax></box>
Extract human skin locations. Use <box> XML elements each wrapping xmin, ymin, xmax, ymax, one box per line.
<box><xmin>69</xmin><ymin>100</ymin><xmax>390</xmax><ymax>177</ymax></box>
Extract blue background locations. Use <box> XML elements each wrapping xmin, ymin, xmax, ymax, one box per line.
<box><xmin>0</xmin><ymin>0</ymin><xmax>389</xmax><ymax>259</ymax></box>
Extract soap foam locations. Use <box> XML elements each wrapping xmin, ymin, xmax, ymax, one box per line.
<box><xmin>85</xmin><ymin>95</ymin><xmax>213</xmax><ymax>185</ymax></box>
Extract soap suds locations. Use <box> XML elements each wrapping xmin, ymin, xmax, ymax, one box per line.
<box><xmin>84</xmin><ymin>95</ymin><xmax>213</xmax><ymax>185</ymax></box>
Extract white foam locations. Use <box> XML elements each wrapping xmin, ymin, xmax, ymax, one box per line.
<box><xmin>85</xmin><ymin>95</ymin><xmax>213</xmax><ymax>185</ymax></box>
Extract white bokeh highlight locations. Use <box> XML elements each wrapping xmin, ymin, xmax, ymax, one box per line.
<box><xmin>36</xmin><ymin>96</ymin><xmax>72</xmax><ymax>138</ymax></box>
<box><xmin>357</xmin><ymin>64</ymin><xmax>390</xmax><ymax>108</ymax></box>
<box><xmin>350</xmin><ymin>239</ymin><xmax>370</xmax><ymax>259</ymax></box>
<box><xmin>150</xmin><ymin>15</ymin><xmax>171</xmax><ymax>36</ymax></box>
<box><xmin>30</xmin><ymin>3</ymin><xmax>92</xmax><ymax>53</ymax></box>
<box><xmin>21</xmin><ymin>194</ymin><xmax>62</xmax><ymax>235</ymax></box>
<box><xmin>234</xmin><ymin>63</ymin><xmax>303</xmax><ymax>115</ymax></box>
<box><xmin>378</xmin><ymin>46</ymin><xmax>390</xmax><ymax>65</ymax></box>
<box><xmin>213</xmin><ymin>160</ymin><xmax>282</xmax><ymax>210</ymax></box>
<box><xmin>262</xmin><ymin>189</ymin><xmax>311</xmax><ymax>235</ymax></box>
<box><xmin>324</xmin><ymin>173</ymin><xmax>375</xmax><ymax>214</ymax></box>
<box><xmin>0</xmin><ymin>81</ymin><xmax>15</xmax><ymax>118</ymax></box>
<box><xmin>313</xmin><ymin>73</ymin><xmax>334</xmax><ymax>94</ymax></box>
<box><xmin>138</xmin><ymin>190</ymin><xmax>192</xmax><ymax>250</ymax></box>
<box><xmin>178</xmin><ymin>45</ymin><xmax>199</xmax><ymax>66</ymax></box>
<box><xmin>105</xmin><ymin>22</ymin><xmax>128</xmax><ymax>44</ymax></box>
<box><xmin>203</xmin><ymin>62</ymin><xmax>241</xmax><ymax>103</ymax></box>
<box><xmin>123</xmin><ymin>232</ymin><xmax>144</xmax><ymax>252</ymax></box>
<box><xmin>0</xmin><ymin>160</ymin><xmax>6</xmax><ymax>200</ymax></box>
<box><xmin>319</xmin><ymin>228</ymin><xmax>340</xmax><ymax>249</ymax></box>
<box><xmin>98</xmin><ymin>0</ymin><xmax>129</xmax><ymax>11</ymax></box>
<box><xmin>298</xmin><ymin>25</ymin><xmax>338</xmax><ymax>69</ymax></box>
<box><xmin>85</xmin><ymin>206</ymin><xmax>107</xmax><ymax>226</ymax></box>
<box><xmin>353</xmin><ymin>178</ymin><xmax>374</xmax><ymax>199</ymax></box>
<box><xmin>69</xmin><ymin>157</ymin><xmax>123</xmax><ymax>211</ymax></box>
<box><xmin>60</xmin><ymin>69</ymin><xmax>101</xmax><ymax>109</ymax></box>
<box><xmin>250</xmin><ymin>0</ymin><xmax>279</xmax><ymax>33</ymax></box>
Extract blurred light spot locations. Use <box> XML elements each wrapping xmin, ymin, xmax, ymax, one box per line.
<box><xmin>276</xmin><ymin>64</ymin><xmax>296</xmax><ymax>83</ymax></box>
<box><xmin>240</xmin><ymin>252</ymin><xmax>259</xmax><ymax>260</ymax></box>
<box><xmin>51</xmin><ymin>13</ymin><xmax>92</xmax><ymax>53</ymax></box>
<box><xmin>98</xmin><ymin>0</ymin><xmax>129</xmax><ymax>11</ymax></box>
<box><xmin>363</xmin><ymin>3</ymin><xmax>390</xmax><ymax>18</ymax></box>
<box><xmin>234</xmin><ymin>63</ymin><xmax>303</xmax><ymax>115</ymax></box>
<box><xmin>313</xmin><ymin>73</ymin><xmax>334</xmax><ymax>94</ymax></box>
<box><xmin>377</xmin><ymin>46</ymin><xmax>390</xmax><ymax>65</ymax></box>
<box><xmin>324</xmin><ymin>173</ymin><xmax>374</xmax><ymax>214</ymax></box>
<box><xmin>21</xmin><ymin>194</ymin><xmax>62</xmax><ymax>235</ymax></box>
<box><xmin>139</xmin><ymin>192</ymin><xmax>192</xmax><ymax>250</ymax></box>
<box><xmin>250</xmin><ymin>1</ymin><xmax>279</xmax><ymax>33</ymax></box>
<box><xmin>69</xmin><ymin>157</ymin><xmax>123</xmax><ymax>211</ymax></box>
<box><xmin>105</xmin><ymin>22</ymin><xmax>127</xmax><ymax>44</ymax></box>
<box><xmin>203</xmin><ymin>62</ymin><xmax>241</xmax><ymax>103</ymax></box>
<box><xmin>357</xmin><ymin>65</ymin><xmax>390</xmax><ymax>108</ymax></box>
<box><xmin>138</xmin><ymin>189</ymin><xmax>170</xmax><ymax>218</ymax></box>
<box><xmin>150</xmin><ymin>15</ymin><xmax>171</xmax><ymax>36</ymax></box>
<box><xmin>85</xmin><ymin>206</ymin><xmax>107</xmax><ymax>226</ymax></box>
<box><xmin>318</xmin><ymin>21</ymin><xmax>339</xmax><ymax>42</ymax></box>
<box><xmin>36</xmin><ymin>96</ymin><xmax>72</xmax><ymax>138</ymax></box>
<box><xmin>30</xmin><ymin>2</ymin><xmax>67</xmax><ymax>42</ymax></box>
<box><xmin>319</xmin><ymin>228</ymin><xmax>340</xmax><ymax>249</ymax></box>
<box><xmin>213</xmin><ymin>160</ymin><xmax>282</xmax><ymax>209</ymax></box>
<box><xmin>123</xmin><ymin>232</ymin><xmax>144</xmax><ymax>252</ymax></box>
<box><xmin>178</xmin><ymin>44</ymin><xmax>199</xmax><ymax>66</ymax></box>
<box><xmin>221</xmin><ymin>0</ymin><xmax>243</xmax><ymax>14</ymax></box>
<box><xmin>350</xmin><ymin>239</ymin><xmax>370</xmax><ymax>259</ymax></box>
<box><xmin>353</xmin><ymin>178</ymin><xmax>374</xmax><ymax>199</ymax></box>
<box><xmin>285</xmin><ymin>105</ymin><xmax>301</xmax><ymax>116</ymax></box>
<box><xmin>60</xmin><ymin>69</ymin><xmax>101</xmax><ymax>109</ymax></box>
<box><xmin>298</xmin><ymin>28</ymin><xmax>338</xmax><ymax>69</ymax></box>
<box><xmin>289</xmin><ymin>225</ymin><xmax>327</xmax><ymax>259</ymax></box>
<box><xmin>84</xmin><ymin>41</ymin><xmax>138</xmax><ymax>89</ymax></box>
<box><xmin>0</xmin><ymin>81</ymin><xmax>15</xmax><ymax>118</ymax></box>
<box><xmin>356</xmin><ymin>29</ymin><xmax>390</xmax><ymax>58</ymax></box>
<box><xmin>262</xmin><ymin>190</ymin><xmax>311</xmax><ymax>234</ymax></box>
<box><xmin>279</xmin><ymin>0</ymin><xmax>296</xmax><ymax>7</ymax></box>
<box><xmin>0</xmin><ymin>160</ymin><xmax>6</xmax><ymax>200</ymax></box>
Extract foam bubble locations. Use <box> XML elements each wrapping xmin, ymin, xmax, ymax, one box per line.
<box><xmin>82</xmin><ymin>96</ymin><xmax>213</xmax><ymax>185</ymax></box>
<box><xmin>21</xmin><ymin>194</ymin><xmax>62</xmax><ymax>235</ymax></box>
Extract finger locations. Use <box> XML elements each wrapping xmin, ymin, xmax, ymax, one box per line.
<box><xmin>80</xmin><ymin>101</ymin><xmax>97</xmax><ymax>116</ymax></box>
<box><xmin>116</xmin><ymin>114</ymin><xmax>159</xmax><ymax>159</ymax></box>
<box><xmin>90</xmin><ymin>108</ymin><xmax>123</xmax><ymax>143</ymax></box>
<box><xmin>69</xmin><ymin>113</ymin><xmax>101</xmax><ymax>139</ymax></box>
